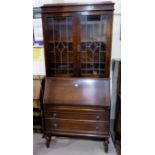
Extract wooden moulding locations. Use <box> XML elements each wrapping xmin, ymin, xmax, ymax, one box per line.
<box><xmin>41</xmin><ymin>2</ymin><xmax>114</xmax><ymax>13</ymax></box>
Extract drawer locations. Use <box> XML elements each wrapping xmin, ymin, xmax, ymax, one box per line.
<box><xmin>43</xmin><ymin>105</ymin><xmax>110</xmax><ymax>113</ymax></box>
<box><xmin>44</xmin><ymin>111</ymin><xmax>109</xmax><ymax>121</ymax></box>
<box><xmin>45</xmin><ymin>119</ymin><xmax>109</xmax><ymax>134</ymax></box>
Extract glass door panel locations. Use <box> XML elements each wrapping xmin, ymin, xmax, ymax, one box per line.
<box><xmin>47</xmin><ymin>16</ymin><xmax>73</xmax><ymax>76</ymax></box>
<box><xmin>80</xmin><ymin>15</ymin><xmax>108</xmax><ymax>77</ymax></box>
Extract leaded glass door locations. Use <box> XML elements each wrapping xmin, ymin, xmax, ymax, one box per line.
<box><xmin>44</xmin><ymin>15</ymin><xmax>74</xmax><ymax>77</ymax></box>
<box><xmin>79</xmin><ymin>14</ymin><xmax>109</xmax><ymax>77</ymax></box>
<box><xmin>43</xmin><ymin>12</ymin><xmax>112</xmax><ymax>78</ymax></box>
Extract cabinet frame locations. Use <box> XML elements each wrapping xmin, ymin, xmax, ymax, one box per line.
<box><xmin>41</xmin><ymin>2</ymin><xmax>114</xmax><ymax>153</ymax></box>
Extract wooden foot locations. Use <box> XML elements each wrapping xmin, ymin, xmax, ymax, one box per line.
<box><xmin>103</xmin><ymin>138</ymin><xmax>109</xmax><ymax>153</ymax></box>
<box><xmin>42</xmin><ymin>134</ymin><xmax>51</xmax><ymax>148</ymax></box>
<box><xmin>46</xmin><ymin>136</ymin><xmax>51</xmax><ymax>148</ymax></box>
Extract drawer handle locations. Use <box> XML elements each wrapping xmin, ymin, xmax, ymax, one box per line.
<box><xmin>96</xmin><ymin>115</ymin><xmax>100</xmax><ymax>120</ymax></box>
<box><xmin>96</xmin><ymin>126</ymin><xmax>99</xmax><ymax>131</ymax></box>
<box><xmin>53</xmin><ymin>113</ymin><xmax>57</xmax><ymax>117</ymax></box>
<box><xmin>53</xmin><ymin>123</ymin><xmax>58</xmax><ymax>128</ymax></box>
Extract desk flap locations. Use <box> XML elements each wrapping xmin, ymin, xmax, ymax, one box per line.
<box><xmin>43</xmin><ymin>77</ymin><xmax>110</xmax><ymax>106</ymax></box>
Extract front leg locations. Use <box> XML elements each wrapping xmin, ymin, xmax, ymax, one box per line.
<box><xmin>42</xmin><ymin>134</ymin><xmax>51</xmax><ymax>148</ymax></box>
<box><xmin>46</xmin><ymin>136</ymin><xmax>51</xmax><ymax>148</ymax></box>
<box><xmin>103</xmin><ymin>138</ymin><xmax>109</xmax><ymax>153</ymax></box>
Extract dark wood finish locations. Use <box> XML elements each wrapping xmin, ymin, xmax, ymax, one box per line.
<box><xmin>44</xmin><ymin>110</ymin><xmax>109</xmax><ymax>121</ymax></box>
<box><xmin>42</xmin><ymin>77</ymin><xmax>111</xmax><ymax>153</ymax></box>
<box><xmin>42</xmin><ymin>134</ymin><xmax>51</xmax><ymax>148</ymax></box>
<box><xmin>105</xmin><ymin>13</ymin><xmax>113</xmax><ymax>77</ymax></box>
<box><xmin>45</xmin><ymin>119</ymin><xmax>109</xmax><ymax>134</ymax></box>
<box><xmin>43</xmin><ymin>104</ymin><xmax>110</xmax><ymax>112</ymax></box>
<box><xmin>42</xmin><ymin>2</ymin><xmax>114</xmax><ymax>13</ymax></box>
<box><xmin>41</xmin><ymin>2</ymin><xmax>114</xmax><ymax>78</ymax></box>
<box><xmin>43</xmin><ymin>77</ymin><xmax>110</xmax><ymax>106</ymax></box>
<box><xmin>41</xmin><ymin>2</ymin><xmax>114</xmax><ymax>153</ymax></box>
<box><xmin>72</xmin><ymin>14</ymin><xmax>81</xmax><ymax>76</ymax></box>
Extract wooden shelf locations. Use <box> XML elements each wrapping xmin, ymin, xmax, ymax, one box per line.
<box><xmin>48</xmin><ymin>51</ymin><xmax>73</xmax><ymax>53</ymax></box>
<box><xmin>81</xmin><ymin>39</ymin><xmax>106</xmax><ymax>42</ymax></box>
<box><xmin>49</xmin><ymin>63</ymin><xmax>73</xmax><ymax>65</ymax></box>
<box><xmin>48</xmin><ymin>73</ymin><xmax>74</xmax><ymax>77</ymax></box>
<box><xmin>48</xmin><ymin>41</ymin><xmax>72</xmax><ymax>43</ymax></box>
<box><xmin>80</xmin><ymin>68</ymin><xmax>105</xmax><ymax>71</ymax></box>
<box><xmin>48</xmin><ymin>41</ymin><xmax>106</xmax><ymax>43</ymax></box>
<box><xmin>80</xmin><ymin>51</ymin><xmax>106</xmax><ymax>53</ymax></box>
<box><xmin>48</xmin><ymin>21</ymin><xmax>106</xmax><ymax>25</ymax></box>
<box><xmin>81</xmin><ymin>62</ymin><xmax>105</xmax><ymax>64</ymax></box>
<box><xmin>80</xmin><ymin>73</ymin><xmax>105</xmax><ymax>77</ymax></box>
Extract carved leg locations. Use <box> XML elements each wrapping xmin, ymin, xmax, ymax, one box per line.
<box><xmin>103</xmin><ymin>138</ymin><xmax>109</xmax><ymax>153</ymax></box>
<box><xmin>45</xmin><ymin>136</ymin><xmax>51</xmax><ymax>148</ymax></box>
<box><xmin>42</xmin><ymin>134</ymin><xmax>51</xmax><ymax>148</ymax></box>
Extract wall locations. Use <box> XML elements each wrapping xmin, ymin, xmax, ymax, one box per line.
<box><xmin>33</xmin><ymin>47</ymin><xmax>45</xmax><ymax>75</ymax></box>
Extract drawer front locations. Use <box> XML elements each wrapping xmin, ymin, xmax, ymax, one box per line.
<box><xmin>44</xmin><ymin>111</ymin><xmax>109</xmax><ymax>121</ymax></box>
<box><xmin>45</xmin><ymin>119</ymin><xmax>109</xmax><ymax>134</ymax></box>
<box><xmin>43</xmin><ymin>105</ymin><xmax>110</xmax><ymax>113</ymax></box>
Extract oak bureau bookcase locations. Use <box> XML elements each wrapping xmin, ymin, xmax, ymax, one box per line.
<box><xmin>41</xmin><ymin>2</ymin><xmax>114</xmax><ymax>153</ymax></box>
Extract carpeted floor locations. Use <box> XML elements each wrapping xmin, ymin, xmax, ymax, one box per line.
<box><xmin>33</xmin><ymin>133</ymin><xmax>117</xmax><ymax>155</ymax></box>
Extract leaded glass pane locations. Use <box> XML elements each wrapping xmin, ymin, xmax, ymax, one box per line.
<box><xmin>80</xmin><ymin>15</ymin><xmax>108</xmax><ymax>77</ymax></box>
<box><xmin>47</xmin><ymin>16</ymin><xmax>73</xmax><ymax>76</ymax></box>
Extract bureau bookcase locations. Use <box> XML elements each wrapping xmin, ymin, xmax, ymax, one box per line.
<box><xmin>41</xmin><ymin>2</ymin><xmax>114</xmax><ymax>153</ymax></box>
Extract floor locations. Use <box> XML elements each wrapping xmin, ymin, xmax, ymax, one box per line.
<box><xmin>33</xmin><ymin>133</ymin><xmax>117</xmax><ymax>155</ymax></box>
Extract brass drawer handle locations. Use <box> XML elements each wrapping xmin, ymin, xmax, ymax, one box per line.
<box><xmin>96</xmin><ymin>115</ymin><xmax>100</xmax><ymax>120</ymax></box>
<box><xmin>96</xmin><ymin>126</ymin><xmax>99</xmax><ymax>131</ymax></box>
<box><xmin>53</xmin><ymin>113</ymin><xmax>57</xmax><ymax>117</ymax></box>
<box><xmin>53</xmin><ymin>123</ymin><xmax>58</xmax><ymax>128</ymax></box>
